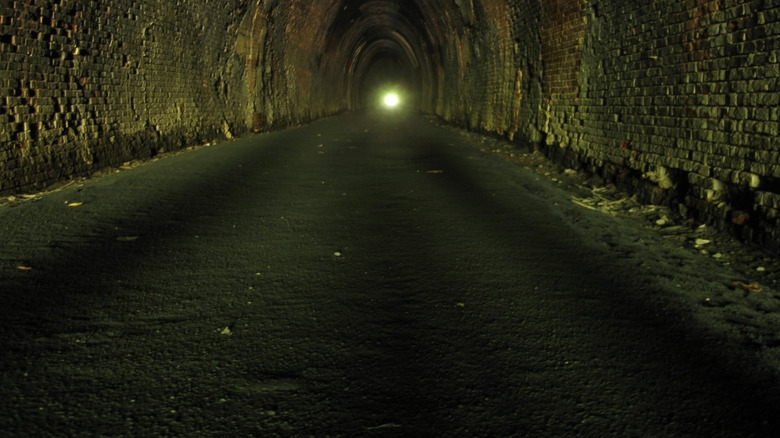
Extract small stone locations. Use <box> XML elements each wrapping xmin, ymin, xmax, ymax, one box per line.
<box><xmin>750</xmin><ymin>174</ymin><xmax>761</xmax><ymax>188</ymax></box>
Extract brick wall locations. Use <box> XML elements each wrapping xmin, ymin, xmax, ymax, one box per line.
<box><xmin>433</xmin><ymin>0</ymin><xmax>516</xmax><ymax>136</ymax></box>
<box><xmin>541</xmin><ymin>0</ymin><xmax>585</xmax><ymax>98</ymax></box>
<box><xmin>0</xmin><ymin>0</ymin><xmax>343</xmax><ymax>195</ymax></box>
<box><xmin>508</xmin><ymin>0</ymin><xmax>544</xmax><ymax>143</ymax></box>
<box><xmin>433</xmin><ymin>0</ymin><xmax>779</xmax><ymax>250</ymax></box>
<box><xmin>490</xmin><ymin>0</ymin><xmax>780</xmax><ymax>251</ymax></box>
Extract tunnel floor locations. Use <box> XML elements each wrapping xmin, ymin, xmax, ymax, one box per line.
<box><xmin>2</xmin><ymin>111</ymin><xmax>780</xmax><ymax>436</ymax></box>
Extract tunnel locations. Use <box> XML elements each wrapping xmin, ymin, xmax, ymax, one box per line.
<box><xmin>3</xmin><ymin>0</ymin><xmax>780</xmax><ymax>435</ymax></box>
<box><xmin>1</xmin><ymin>0</ymin><xmax>779</xmax><ymax>249</ymax></box>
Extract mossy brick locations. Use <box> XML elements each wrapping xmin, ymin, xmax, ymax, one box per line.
<box><xmin>511</xmin><ymin>0</ymin><xmax>780</xmax><ymax>250</ymax></box>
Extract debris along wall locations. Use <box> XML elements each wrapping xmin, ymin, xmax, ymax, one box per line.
<box><xmin>0</xmin><ymin>0</ymin><xmax>342</xmax><ymax>196</ymax></box>
<box><xmin>507</xmin><ymin>0</ymin><xmax>780</xmax><ymax>251</ymax></box>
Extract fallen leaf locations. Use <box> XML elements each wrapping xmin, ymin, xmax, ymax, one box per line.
<box><xmin>220</xmin><ymin>327</ymin><xmax>232</xmax><ymax>335</ymax></box>
<box><xmin>456</xmin><ymin>302</ymin><xmax>465</xmax><ymax>307</ymax></box>
<box><xmin>571</xmin><ymin>198</ymin><xmax>598</xmax><ymax>211</ymax></box>
<box><xmin>366</xmin><ymin>423</ymin><xmax>402</xmax><ymax>430</ymax></box>
<box><xmin>67</xmin><ymin>202</ymin><xmax>83</xmax><ymax>207</ymax></box>
<box><xmin>733</xmin><ymin>281</ymin><xmax>761</xmax><ymax>292</ymax></box>
<box><xmin>426</xmin><ymin>170</ymin><xmax>444</xmax><ymax>174</ymax></box>
<box><xmin>17</xmin><ymin>265</ymin><xmax>32</xmax><ymax>271</ymax></box>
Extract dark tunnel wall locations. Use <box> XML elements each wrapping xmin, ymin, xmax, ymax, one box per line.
<box><xmin>0</xmin><ymin>0</ymin><xmax>347</xmax><ymax>195</ymax></box>
<box><xmin>526</xmin><ymin>0</ymin><xmax>780</xmax><ymax>250</ymax></box>
<box><xmin>1</xmin><ymin>0</ymin><xmax>780</xmax><ymax>249</ymax></box>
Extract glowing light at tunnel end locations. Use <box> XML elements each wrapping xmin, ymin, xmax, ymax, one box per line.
<box><xmin>383</xmin><ymin>93</ymin><xmax>400</xmax><ymax>108</ymax></box>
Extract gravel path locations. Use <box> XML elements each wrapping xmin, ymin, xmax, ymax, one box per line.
<box><xmin>2</xmin><ymin>111</ymin><xmax>780</xmax><ymax>437</ymax></box>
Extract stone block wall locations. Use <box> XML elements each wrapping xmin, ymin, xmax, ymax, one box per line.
<box><xmin>555</xmin><ymin>0</ymin><xmax>779</xmax><ymax>250</ymax></box>
<box><xmin>464</xmin><ymin>0</ymin><xmax>780</xmax><ymax>251</ymax></box>
<box><xmin>541</xmin><ymin>0</ymin><xmax>585</xmax><ymax>99</ymax></box>
<box><xmin>433</xmin><ymin>0</ymin><xmax>517</xmax><ymax>137</ymax></box>
<box><xmin>508</xmin><ymin>0</ymin><xmax>544</xmax><ymax>143</ymax></box>
<box><xmin>0</xmin><ymin>0</ymin><xmax>343</xmax><ymax>195</ymax></box>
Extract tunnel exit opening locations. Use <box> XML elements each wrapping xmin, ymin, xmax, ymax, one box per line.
<box><xmin>356</xmin><ymin>55</ymin><xmax>417</xmax><ymax>112</ymax></box>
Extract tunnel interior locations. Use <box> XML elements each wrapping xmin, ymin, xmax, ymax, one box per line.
<box><xmin>319</xmin><ymin>0</ymin><xmax>447</xmax><ymax>112</ymax></box>
<box><xmin>1</xmin><ymin>0</ymin><xmax>780</xmax><ymax>250</ymax></box>
<box><xmin>357</xmin><ymin>54</ymin><xmax>415</xmax><ymax>110</ymax></box>
<box><xmin>7</xmin><ymin>2</ymin><xmax>780</xmax><ymax>434</ymax></box>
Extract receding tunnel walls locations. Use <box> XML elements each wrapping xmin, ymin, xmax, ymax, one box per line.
<box><xmin>518</xmin><ymin>0</ymin><xmax>780</xmax><ymax>250</ymax></box>
<box><xmin>1</xmin><ymin>0</ymin><xmax>509</xmax><ymax>194</ymax></box>
<box><xmin>425</xmin><ymin>0</ymin><xmax>780</xmax><ymax>250</ymax></box>
<box><xmin>430</xmin><ymin>0</ymin><xmax>780</xmax><ymax>251</ymax></box>
<box><xmin>0</xmin><ymin>0</ymin><xmax>344</xmax><ymax>194</ymax></box>
<box><xmin>320</xmin><ymin>0</ymin><xmax>435</xmax><ymax>111</ymax></box>
<box><xmin>2</xmin><ymin>0</ymin><xmax>780</xmax><ymax>251</ymax></box>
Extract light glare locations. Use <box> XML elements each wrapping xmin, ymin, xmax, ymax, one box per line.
<box><xmin>384</xmin><ymin>93</ymin><xmax>400</xmax><ymax>107</ymax></box>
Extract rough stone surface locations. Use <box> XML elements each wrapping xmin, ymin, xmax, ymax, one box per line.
<box><xmin>438</xmin><ymin>0</ymin><xmax>780</xmax><ymax>252</ymax></box>
<box><xmin>538</xmin><ymin>0</ymin><xmax>780</xmax><ymax>252</ymax></box>
<box><xmin>0</xmin><ymin>0</ymin><xmax>343</xmax><ymax>195</ymax></box>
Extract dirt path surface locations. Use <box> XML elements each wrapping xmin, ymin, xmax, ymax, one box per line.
<box><xmin>2</xmin><ymin>112</ymin><xmax>780</xmax><ymax>437</ymax></box>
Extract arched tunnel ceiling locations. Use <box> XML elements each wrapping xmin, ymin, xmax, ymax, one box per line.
<box><xmin>299</xmin><ymin>0</ymin><xmax>507</xmax><ymax>109</ymax></box>
<box><xmin>321</xmin><ymin>0</ymin><xmax>440</xmax><ymax>108</ymax></box>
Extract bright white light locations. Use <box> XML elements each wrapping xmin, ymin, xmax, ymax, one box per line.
<box><xmin>383</xmin><ymin>93</ymin><xmax>400</xmax><ymax>108</ymax></box>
